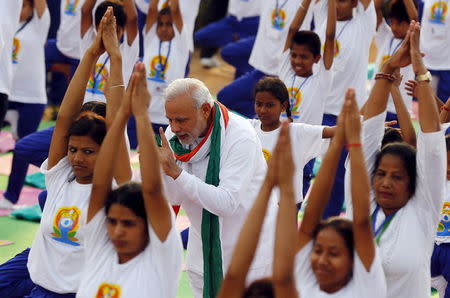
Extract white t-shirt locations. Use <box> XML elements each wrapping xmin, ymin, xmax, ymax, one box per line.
<box><xmin>228</xmin><ymin>0</ymin><xmax>261</xmax><ymax>20</ymax></box>
<box><xmin>144</xmin><ymin>23</ymin><xmax>190</xmax><ymax>125</ymax></box>
<box><xmin>249</xmin><ymin>119</ymin><xmax>326</xmax><ymax>203</ymax></box>
<box><xmin>135</xmin><ymin>0</ymin><xmax>200</xmax><ymax>52</ymax></box>
<box><xmin>358</xmin><ymin>112</ymin><xmax>446</xmax><ymax>298</ymax></box>
<box><xmin>28</xmin><ymin>157</ymin><xmax>92</xmax><ymax>294</ymax></box>
<box><xmin>317</xmin><ymin>1</ymin><xmax>376</xmax><ymax>116</ymax></box>
<box><xmin>10</xmin><ymin>9</ymin><xmax>51</xmax><ymax>105</ymax></box>
<box><xmin>278</xmin><ymin>50</ymin><xmax>333</xmax><ymax>125</ymax></box>
<box><xmin>435</xmin><ymin>180</ymin><xmax>450</xmax><ymax>244</ymax></box>
<box><xmin>57</xmin><ymin>0</ymin><xmax>85</xmax><ymax>59</ymax></box>
<box><xmin>80</xmin><ymin>27</ymin><xmax>139</xmax><ymax>103</ymax></box>
<box><xmin>163</xmin><ymin>112</ymin><xmax>277</xmax><ymax>280</ymax></box>
<box><xmin>0</xmin><ymin>0</ymin><xmax>22</xmax><ymax>97</ymax></box>
<box><xmin>249</xmin><ymin>0</ymin><xmax>314</xmax><ymax>75</ymax></box>
<box><xmin>76</xmin><ymin>210</ymin><xmax>183</xmax><ymax>298</ymax></box>
<box><xmin>420</xmin><ymin>0</ymin><xmax>450</xmax><ymax>70</ymax></box>
<box><xmin>374</xmin><ymin>19</ymin><xmax>414</xmax><ymax>114</ymax></box>
<box><xmin>295</xmin><ymin>241</ymin><xmax>387</xmax><ymax>298</ymax></box>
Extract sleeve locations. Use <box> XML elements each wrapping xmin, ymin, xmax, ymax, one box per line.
<box><xmin>278</xmin><ymin>49</ymin><xmax>292</xmax><ymax>80</ymax></box>
<box><xmin>169</xmin><ymin>136</ymin><xmax>262</xmax><ymax>217</ymax></box>
<box><xmin>413</xmin><ymin>128</ymin><xmax>446</xmax><ymax>231</ymax></box>
<box><xmin>147</xmin><ymin>211</ymin><xmax>183</xmax><ymax>298</ymax></box>
<box><xmin>354</xmin><ymin>250</ymin><xmax>387</xmax><ymax>298</ymax></box>
<box><xmin>374</xmin><ymin>18</ymin><xmax>392</xmax><ymax>49</ymax></box>
<box><xmin>83</xmin><ymin>209</ymin><xmax>110</xmax><ymax>261</ymax></box>
<box><xmin>35</xmin><ymin>7</ymin><xmax>51</xmax><ymax>43</ymax></box>
<box><xmin>292</xmin><ymin>123</ymin><xmax>325</xmax><ymax>162</ymax></box>
<box><xmin>40</xmin><ymin>157</ymin><xmax>73</xmax><ymax>200</ymax></box>
<box><xmin>360</xmin><ymin>1</ymin><xmax>377</xmax><ymax>36</ymax></box>
<box><xmin>294</xmin><ymin>241</ymin><xmax>316</xmax><ymax>291</ymax></box>
<box><xmin>143</xmin><ymin>23</ymin><xmax>157</xmax><ymax>51</ymax></box>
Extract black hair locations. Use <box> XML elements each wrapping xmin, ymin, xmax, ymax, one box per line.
<box><xmin>388</xmin><ymin>0</ymin><xmax>418</xmax><ymax>23</ymax></box>
<box><xmin>291</xmin><ymin>30</ymin><xmax>321</xmax><ymax>57</ymax></box>
<box><xmin>80</xmin><ymin>101</ymin><xmax>106</xmax><ymax>118</ymax></box>
<box><xmin>381</xmin><ymin>127</ymin><xmax>403</xmax><ymax>148</ymax></box>
<box><xmin>373</xmin><ymin>142</ymin><xmax>417</xmax><ymax>196</ymax></box>
<box><xmin>95</xmin><ymin>1</ymin><xmax>127</xmax><ymax>29</ymax></box>
<box><xmin>313</xmin><ymin>217</ymin><xmax>354</xmax><ymax>259</ymax></box>
<box><xmin>254</xmin><ymin>76</ymin><xmax>292</xmax><ymax>119</ymax></box>
<box><xmin>67</xmin><ymin>112</ymin><xmax>107</xmax><ymax>146</ymax></box>
<box><xmin>243</xmin><ymin>278</ymin><xmax>274</xmax><ymax>298</ymax></box>
<box><xmin>105</xmin><ymin>182</ymin><xmax>147</xmax><ymax>224</ymax></box>
<box><xmin>159</xmin><ymin>6</ymin><xmax>171</xmax><ymax>17</ymax></box>
<box><xmin>446</xmin><ymin>134</ymin><xmax>450</xmax><ymax>152</ymax></box>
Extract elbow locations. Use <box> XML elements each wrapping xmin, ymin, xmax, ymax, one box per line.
<box><xmin>352</xmin><ymin>217</ymin><xmax>371</xmax><ymax>229</ymax></box>
<box><xmin>326</xmin><ymin>32</ymin><xmax>335</xmax><ymax>43</ymax></box>
<box><xmin>272</xmin><ymin>271</ymin><xmax>295</xmax><ymax>289</ymax></box>
<box><xmin>142</xmin><ymin>184</ymin><xmax>164</xmax><ymax>198</ymax></box>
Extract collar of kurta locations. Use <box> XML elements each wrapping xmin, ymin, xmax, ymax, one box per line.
<box><xmin>169</xmin><ymin>101</ymin><xmax>229</xmax><ymax>298</ymax></box>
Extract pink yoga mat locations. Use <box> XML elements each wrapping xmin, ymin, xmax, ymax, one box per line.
<box><xmin>0</xmin><ymin>131</ymin><xmax>15</xmax><ymax>153</ymax></box>
<box><xmin>0</xmin><ymin>154</ymin><xmax>40</xmax><ymax>176</ymax></box>
<box><xmin>0</xmin><ymin>187</ymin><xmax>41</xmax><ymax>216</ymax></box>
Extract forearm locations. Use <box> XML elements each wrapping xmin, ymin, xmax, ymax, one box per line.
<box><xmin>417</xmin><ymin>80</ymin><xmax>441</xmax><ymax>132</ymax></box>
<box><xmin>403</xmin><ymin>0</ymin><xmax>418</xmax><ymax>21</ymax></box>
<box><xmin>35</xmin><ymin>0</ymin><xmax>47</xmax><ymax>17</ymax></box>
<box><xmin>285</xmin><ymin>0</ymin><xmax>312</xmax><ymax>50</ymax></box>
<box><xmin>348</xmin><ymin>147</ymin><xmax>371</xmax><ymax>225</ymax></box>
<box><xmin>440</xmin><ymin>98</ymin><xmax>450</xmax><ymax>123</ymax></box>
<box><xmin>170</xmin><ymin>0</ymin><xmax>183</xmax><ymax>31</ymax></box>
<box><xmin>364</xmin><ymin>63</ymin><xmax>396</xmax><ymax>120</ymax></box>
<box><xmin>123</xmin><ymin>0</ymin><xmax>138</xmax><ymax>44</ymax></box>
<box><xmin>323</xmin><ymin>0</ymin><xmax>336</xmax><ymax>69</ymax></box>
<box><xmin>145</xmin><ymin>0</ymin><xmax>159</xmax><ymax>32</ymax></box>
<box><xmin>81</xmin><ymin>0</ymin><xmax>96</xmax><ymax>36</ymax></box>
<box><xmin>391</xmin><ymin>85</ymin><xmax>416</xmax><ymax>146</ymax></box>
<box><xmin>105</xmin><ymin>55</ymin><xmax>124</xmax><ymax>125</ymax></box>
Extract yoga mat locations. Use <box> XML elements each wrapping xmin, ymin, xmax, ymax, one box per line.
<box><xmin>0</xmin><ymin>187</ymin><xmax>41</xmax><ymax>216</ymax></box>
<box><xmin>25</xmin><ymin>172</ymin><xmax>45</xmax><ymax>189</ymax></box>
<box><xmin>0</xmin><ymin>240</ymin><xmax>14</xmax><ymax>247</ymax></box>
<box><xmin>0</xmin><ymin>131</ymin><xmax>15</xmax><ymax>153</ymax></box>
<box><xmin>0</xmin><ymin>154</ymin><xmax>40</xmax><ymax>176</ymax></box>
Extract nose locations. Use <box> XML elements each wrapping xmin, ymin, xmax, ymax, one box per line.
<box><xmin>380</xmin><ymin>176</ymin><xmax>392</xmax><ymax>189</ymax></box>
<box><xmin>113</xmin><ymin>223</ymin><xmax>125</xmax><ymax>238</ymax></box>
<box><xmin>171</xmin><ymin>122</ymin><xmax>181</xmax><ymax>134</ymax></box>
<box><xmin>317</xmin><ymin>253</ymin><xmax>329</xmax><ymax>266</ymax></box>
<box><xmin>73</xmin><ymin>151</ymin><xmax>84</xmax><ymax>164</ymax></box>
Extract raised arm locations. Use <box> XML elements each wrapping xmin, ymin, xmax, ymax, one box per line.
<box><xmin>134</xmin><ymin>63</ymin><xmax>172</xmax><ymax>241</ymax></box>
<box><xmin>345</xmin><ymin>89</ymin><xmax>375</xmax><ymax>271</ymax></box>
<box><xmin>273</xmin><ymin>123</ymin><xmax>298</xmax><ymax>298</ymax></box>
<box><xmin>170</xmin><ymin>0</ymin><xmax>183</xmax><ymax>32</ymax></box>
<box><xmin>322</xmin><ymin>0</ymin><xmax>336</xmax><ymax>69</ymax></box>
<box><xmin>410</xmin><ymin>21</ymin><xmax>440</xmax><ymax>133</ymax></box>
<box><xmin>374</xmin><ymin>0</ymin><xmax>384</xmax><ymax>28</ymax></box>
<box><xmin>391</xmin><ymin>71</ymin><xmax>417</xmax><ymax>147</ymax></box>
<box><xmin>403</xmin><ymin>0</ymin><xmax>418</xmax><ymax>21</ymax></box>
<box><xmin>439</xmin><ymin>98</ymin><xmax>450</xmax><ymax>123</ymax></box>
<box><xmin>284</xmin><ymin>0</ymin><xmax>313</xmax><ymax>51</ymax></box>
<box><xmin>35</xmin><ymin>0</ymin><xmax>47</xmax><ymax>18</ymax></box>
<box><xmin>145</xmin><ymin>0</ymin><xmax>159</xmax><ymax>33</ymax></box>
<box><xmin>217</xmin><ymin>130</ymin><xmax>279</xmax><ymax>298</ymax></box>
<box><xmin>297</xmin><ymin>99</ymin><xmax>345</xmax><ymax>251</ymax></box>
<box><xmin>81</xmin><ymin>0</ymin><xmax>96</xmax><ymax>37</ymax></box>
<box><xmin>102</xmin><ymin>8</ymin><xmax>132</xmax><ymax>185</ymax></box>
<box><xmin>48</xmin><ymin>14</ymin><xmax>105</xmax><ymax>169</ymax></box>
<box><xmin>122</xmin><ymin>0</ymin><xmax>138</xmax><ymax>45</ymax></box>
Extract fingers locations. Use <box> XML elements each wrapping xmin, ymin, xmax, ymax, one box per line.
<box><xmin>159</xmin><ymin>127</ymin><xmax>170</xmax><ymax>148</ymax></box>
<box><xmin>384</xmin><ymin>120</ymin><xmax>398</xmax><ymax>127</ymax></box>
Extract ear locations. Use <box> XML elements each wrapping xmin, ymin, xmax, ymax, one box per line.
<box><xmin>282</xmin><ymin>100</ymin><xmax>290</xmax><ymax>111</ymax></box>
<box><xmin>314</xmin><ymin>54</ymin><xmax>322</xmax><ymax>64</ymax></box>
<box><xmin>201</xmin><ymin>103</ymin><xmax>212</xmax><ymax>119</ymax></box>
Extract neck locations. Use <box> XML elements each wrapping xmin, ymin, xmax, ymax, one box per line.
<box><xmin>118</xmin><ymin>252</ymin><xmax>138</xmax><ymax>264</ymax></box>
<box><xmin>320</xmin><ymin>276</ymin><xmax>351</xmax><ymax>294</ymax></box>
<box><xmin>75</xmin><ymin>176</ymin><xmax>92</xmax><ymax>184</ymax></box>
<box><xmin>381</xmin><ymin>206</ymin><xmax>400</xmax><ymax>216</ymax></box>
<box><xmin>338</xmin><ymin>16</ymin><xmax>353</xmax><ymax>21</ymax></box>
<box><xmin>199</xmin><ymin>107</ymin><xmax>215</xmax><ymax>138</ymax></box>
<box><xmin>261</xmin><ymin>120</ymin><xmax>281</xmax><ymax>132</ymax></box>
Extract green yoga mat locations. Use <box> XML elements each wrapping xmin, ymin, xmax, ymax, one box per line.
<box><xmin>11</xmin><ymin>204</ymin><xmax>42</xmax><ymax>222</ymax></box>
<box><xmin>25</xmin><ymin>172</ymin><xmax>45</xmax><ymax>189</ymax></box>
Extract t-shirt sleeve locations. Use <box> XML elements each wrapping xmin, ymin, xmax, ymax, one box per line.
<box><xmin>40</xmin><ymin>157</ymin><xmax>74</xmax><ymax>204</ymax></box>
<box><xmin>35</xmin><ymin>8</ymin><xmax>51</xmax><ymax>43</ymax></box>
<box><xmin>143</xmin><ymin>23</ymin><xmax>157</xmax><ymax>51</ymax></box>
<box><xmin>374</xmin><ymin>18</ymin><xmax>392</xmax><ymax>49</ymax></box>
<box><xmin>146</xmin><ymin>211</ymin><xmax>183</xmax><ymax>298</ymax></box>
<box><xmin>278</xmin><ymin>49</ymin><xmax>292</xmax><ymax>79</ymax></box>
<box><xmin>359</xmin><ymin>1</ymin><xmax>377</xmax><ymax>35</ymax></box>
<box><xmin>294</xmin><ymin>241</ymin><xmax>316</xmax><ymax>291</ymax></box>
<box><xmin>354</xmin><ymin>249</ymin><xmax>387</xmax><ymax>298</ymax></box>
<box><xmin>292</xmin><ymin>123</ymin><xmax>325</xmax><ymax>162</ymax></box>
<box><xmin>414</xmin><ymin>128</ymin><xmax>446</xmax><ymax>230</ymax></box>
<box><xmin>362</xmin><ymin>112</ymin><xmax>385</xmax><ymax>178</ymax></box>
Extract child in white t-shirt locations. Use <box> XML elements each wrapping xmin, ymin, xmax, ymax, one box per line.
<box><xmin>374</xmin><ymin>0</ymin><xmax>418</xmax><ymax>121</ymax></box>
<box><xmin>77</xmin><ymin>61</ymin><xmax>182</xmax><ymax>298</ymax></box>
<box><xmin>8</xmin><ymin>0</ymin><xmax>50</xmax><ymax>140</ymax></box>
<box><xmin>80</xmin><ymin>0</ymin><xmax>139</xmax><ymax>103</ymax></box>
<box><xmin>143</xmin><ymin>0</ymin><xmax>190</xmax><ymax>132</ymax></box>
<box><xmin>249</xmin><ymin>77</ymin><xmax>334</xmax><ymax>205</ymax></box>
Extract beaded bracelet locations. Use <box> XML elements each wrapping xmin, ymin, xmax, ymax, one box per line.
<box><xmin>441</xmin><ymin>106</ymin><xmax>450</xmax><ymax>112</ymax></box>
<box><xmin>374</xmin><ymin>73</ymin><xmax>396</xmax><ymax>82</ymax></box>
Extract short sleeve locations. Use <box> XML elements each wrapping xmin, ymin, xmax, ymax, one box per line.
<box><xmin>353</xmin><ymin>250</ymin><xmax>387</xmax><ymax>298</ymax></box>
<box><xmin>40</xmin><ymin>157</ymin><xmax>74</xmax><ymax>201</ymax></box>
<box><xmin>294</xmin><ymin>241</ymin><xmax>316</xmax><ymax>290</ymax></box>
<box><xmin>278</xmin><ymin>49</ymin><xmax>293</xmax><ymax>80</ymax></box>
<box><xmin>362</xmin><ymin>112</ymin><xmax>386</xmax><ymax>177</ymax></box>
<box><xmin>146</xmin><ymin>211</ymin><xmax>183</xmax><ymax>298</ymax></box>
<box><xmin>143</xmin><ymin>23</ymin><xmax>158</xmax><ymax>51</ymax></box>
<box><xmin>36</xmin><ymin>8</ymin><xmax>51</xmax><ymax>43</ymax></box>
<box><xmin>291</xmin><ymin>123</ymin><xmax>325</xmax><ymax>163</ymax></box>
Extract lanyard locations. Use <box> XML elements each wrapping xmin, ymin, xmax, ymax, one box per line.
<box><xmin>388</xmin><ymin>38</ymin><xmax>402</xmax><ymax>56</ymax></box>
<box><xmin>336</xmin><ymin>20</ymin><xmax>351</xmax><ymax>41</ymax></box>
<box><xmin>371</xmin><ymin>205</ymin><xmax>397</xmax><ymax>245</ymax></box>
<box><xmin>93</xmin><ymin>55</ymin><xmax>110</xmax><ymax>91</ymax></box>
<box><xmin>290</xmin><ymin>75</ymin><xmax>310</xmax><ymax>100</ymax></box>
<box><xmin>15</xmin><ymin>16</ymin><xmax>33</xmax><ymax>36</ymax></box>
<box><xmin>158</xmin><ymin>40</ymin><xmax>172</xmax><ymax>73</ymax></box>
<box><xmin>275</xmin><ymin>0</ymin><xmax>289</xmax><ymax>13</ymax></box>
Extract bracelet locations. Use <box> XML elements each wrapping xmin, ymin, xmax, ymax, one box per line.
<box><xmin>299</xmin><ymin>3</ymin><xmax>305</xmax><ymax>10</ymax></box>
<box><xmin>107</xmin><ymin>84</ymin><xmax>125</xmax><ymax>90</ymax></box>
<box><xmin>374</xmin><ymin>73</ymin><xmax>396</xmax><ymax>82</ymax></box>
<box><xmin>346</xmin><ymin>143</ymin><xmax>362</xmax><ymax>149</ymax></box>
<box><xmin>441</xmin><ymin>106</ymin><xmax>450</xmax><ymax>112</ymax></box>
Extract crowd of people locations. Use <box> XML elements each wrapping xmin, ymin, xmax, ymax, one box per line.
<box><xmin>0</xmin><ymin>0</ymin><xmax>450</xmax><ymax>297</ymax></box>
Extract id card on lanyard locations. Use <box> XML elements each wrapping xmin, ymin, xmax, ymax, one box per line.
<box><xmin>371</xmin><ymin>205</ymin><xmax>397</xmax><ymax>245</ymax></box>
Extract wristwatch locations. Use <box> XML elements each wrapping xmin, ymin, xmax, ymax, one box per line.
<box><xmin>416</xmin><ymin>71</ymin><xmax>432</xmax><ymax>82</ymax></box>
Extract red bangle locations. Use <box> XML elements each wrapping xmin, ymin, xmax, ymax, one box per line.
<box><xmin>375</xmin><ymin>73</ymin><xmax>396</xmax><ymax>82</ymax></box>
<box><xmin>346</xmin><ymin>143</ymin><xmax>362</xmax><ymax>149</ymax></box>
<box><xmin>441</xmin><ymin>106</ymin><xmax>450</xmax><ymax>112</ymax></box>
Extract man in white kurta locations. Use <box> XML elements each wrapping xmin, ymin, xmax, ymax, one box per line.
<box><xmin>160</xmin><ymin>78</ymin><xmax>276</xmax><ymax>298</ymax></box>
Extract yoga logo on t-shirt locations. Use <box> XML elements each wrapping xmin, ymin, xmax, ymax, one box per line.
<box><xmin>262</xmin><ymin>148</ymin><xmax>271</xmax><ymax>161</ymax></box>
<box><xmin>322</xmin><ymin>40</ymin><xmax>340</xmax><ymax>58</ymax></box>
<box><xmin>379</xmin><ymin>55</ymin><xmax>390</xmax><ymax>71</ymax></box>
<box><xmin>437</xmin><ymin>202</ymin><xmax>450</xmax><ymax>237</ymax></box>
<box><xmin>51</xmin><ymin>206</ymin><xmax>81</xmax><ymax>246</ymax></box>
<box><xmin>64</xmin><ymin>0</ymin><xmax>79</xmax><ymax>16</ymax></box>
<box><xmin>429</xmin><ymin>1</ymin><xmax>448</xmax><ymax>24</ymax></box>
<box><xmin>86</xmin><ymin>63</ymin><xmax>109</xmax><ymax>95</ymax></box>
<box><xmin>271</xmin><ymin>9</ymin><xmax>286</xmax><ymax>30</ymax></box>
<box><xmin>283</xmin><ymin>87</ymin><xmax>302</xmax><ymax>119</ymax></box>
<box><xmin>148</xmin><ymin>56</ymin><xmax>169</xmax><ymax>83</ymax></box>
<box><xmin>96</xmin><ymin>283</ymin><xmax>121</xmax><ymax>298</ymax></box>
<box><xmin>12</xmin><ymin>38</ymin><xmax>20</xmax><ymax>64</ymax></box>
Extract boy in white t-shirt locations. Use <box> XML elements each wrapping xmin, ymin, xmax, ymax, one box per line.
<box><xmin>143</xmin><ymin>0</ymin><xmax>190</xmax><ymax>133</ymax></box>
<box><xmin>217</xmin><ymin>0</ymin><xmax>314</xmax><ymax>118</ymax></box>
<box><xmin>374</xmin><ymin>0</ymin><xmax>418</xmax><ymax>123</ymax></box>
<box><xmin>420</xmin><ymin>0</ymin><xmax>450</xmax><ymax>103</ymax></box>
<box><xmin>80</xmin><ymin>0</ymin><xmax>139</xmax><ymax>103</ymax></box>
<box><xmin>431</xmin><ymin>134</ymin><xmax>450</xmax><ymax>298</ymax></box>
